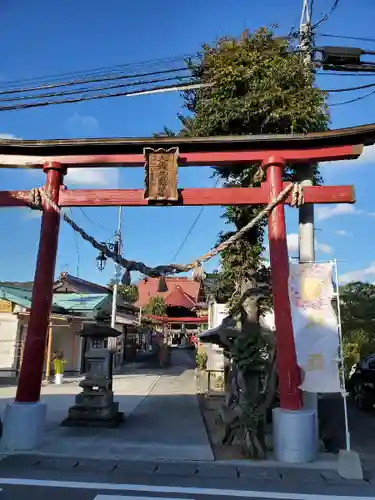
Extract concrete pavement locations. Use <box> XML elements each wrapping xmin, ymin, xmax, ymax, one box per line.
<box><xmin>1</xmin><ymin>349</ymin><xmax>375</xmax><ymax>498</ymax></box>
<box><xmin>0</xmin><ymin>348</ymin><xmax>213</xmax><ymax>461</ymax></box>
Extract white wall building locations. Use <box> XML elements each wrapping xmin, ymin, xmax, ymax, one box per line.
<box><xmin>0</xmin><ymin>285</ymin><xmax>138</xmax><ymax>382</ymax></box>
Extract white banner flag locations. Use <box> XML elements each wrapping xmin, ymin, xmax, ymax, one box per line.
<box><xmin>288</xmin><ymin>262</ymin><xmax>341</xmax><ymax>393</ymax></box>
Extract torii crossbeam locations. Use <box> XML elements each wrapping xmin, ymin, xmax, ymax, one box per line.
<box><xmin>0</xmin><ymin>124</ymin><xmax>374</xmax><ymax>436</ymax></box>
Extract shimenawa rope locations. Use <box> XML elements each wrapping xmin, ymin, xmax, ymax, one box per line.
<box><xmin>21</xmin><ymin>182</ymin><xmax>303</xmax><ymax>277</ymax></box>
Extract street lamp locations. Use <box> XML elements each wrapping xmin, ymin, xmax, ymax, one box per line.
<box><xmin>96</xmin><ymin>241</ymin><xmax>119</xmax><ymax>272</ymax></box>
<box><xmin>96</xmin><ymin>251</ymin><xmax>107</xmax><ymax>271</ymax></box>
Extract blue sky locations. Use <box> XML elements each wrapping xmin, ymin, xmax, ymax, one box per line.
<box><xmin>0</xmin><ymin>0</ymin><xmax>374</xmax><ymax>286</ymax></box>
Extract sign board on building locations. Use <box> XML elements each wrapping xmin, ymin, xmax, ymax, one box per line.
<box><xmin>0</xmin><ymin>299</ymin><xmax>13</xmax><ymax>313</ymax></box>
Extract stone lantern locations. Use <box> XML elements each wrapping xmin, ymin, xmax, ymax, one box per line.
<box><xmin>62</xmin><ymin>323</ymin><xmax>124</xmax><ymax>427</ymax></box>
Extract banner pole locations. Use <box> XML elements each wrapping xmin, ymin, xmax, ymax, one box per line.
<box><xmin>333</xmin><ymin>258</ymin><xmax>351</xmax><ymax>452</ymax></box>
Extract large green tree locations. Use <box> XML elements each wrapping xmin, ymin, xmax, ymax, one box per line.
<box><xmin>340</xmin><ymin>282</ymin><xmax>375</xmax><ymax>372</ymax></box>
<box><xmin>107</xmin><ymin>281</ymin><xmax>139</xmax><ymax>304</ymax></box>
<box><xmin>179</xmin><ymin>27</ymin><xmax>327</xmax><ymax>313</ymax></box>
<box><xmin>118</xmin><ymin>284</ymin><xmax>139</xmax><ymax>304</ymax></box>
<box><xmin>173</xmin><ymin>27</ymin><xmax>329</xmax><ymax>457</ymax></box>
<box><xmin>144</xmin><ymin>296</ymin><xmax>168</xmax><ymax>317</ymax></box>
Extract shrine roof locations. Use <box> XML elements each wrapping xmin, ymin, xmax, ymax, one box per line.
<box><xmin>146</xmin><ymin>315</ymin><xmax>208</xmax><ymax>324</ymax></box>
<box><xmin>164</xmin><ymin>287</ymin><xmax>197</xmax><ymax>309</ymax></box>
<box><xmin>1</xmin><ymin>122</ymin><xmax>375</xmax><ymax>160</ymax></box>
<box><xmin>136</xmin><ymin>277</ymin><xmax>200</xmax><ymax>309</ymax></box>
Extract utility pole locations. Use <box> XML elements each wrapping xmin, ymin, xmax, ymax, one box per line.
<box><xmin>111</xmin><ymin>206</ymin><xmax>123</xmax><ymax>330</ymax></box>
<box><xmin>299</xmin><ymin>0</ymin><xmax>319</xmax><ymax>423</ymax></box>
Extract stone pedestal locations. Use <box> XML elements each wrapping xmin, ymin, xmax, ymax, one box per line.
<box><xmin>273</xmin><ymin>407</ymin><xmax>317</xmax><ymax>463</ymax></box>
<box><xmin>2</xmin><ymin>401</ymin><xmax>47</xmax><ymax>450</ymax></box>
<box><xmin>62</xmin><ymin>377</ymin><xmax>123</xmax><ymax>427</ymax></box>
<box><xmin>62</xmin><ymin>324</ymin><xmax>123</xmax><ymax>428</ymax></box>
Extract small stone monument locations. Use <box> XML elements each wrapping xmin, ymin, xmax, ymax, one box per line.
<box><xmin>62</xmin><ymin>323</ymin><xmax>124</xmax><ymax>427</ymax></box>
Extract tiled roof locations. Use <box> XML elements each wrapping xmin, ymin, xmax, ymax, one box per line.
<box><xmin>0</xmin><ymin>273</ymin><xmax>110</xmax><ymax>295</ymax></box>
<box><xmin>0</xmin><ymin>285</ymin><xmax>109</xmax><ymax>314</ymax></box>
<box><xmin>164</xmin><ymin>286</ymin><xmax>197</xmax><ymax>309</ymax></box>
<box><xmin>0</xmin><ymin>285</ymin><xmax>33</xmax><ymax>309</ymax></box>
<box><xmin>54</xmin><ymin>273</ymin><xmax>110</xmax><ymax>294</ymax></box>
<box><xmin>52</xmin><ymin>293</ymin><xmax>109</xmax><ymax>312</ymax></box>
<box><xmin>0</xmin><ymin>281</ymin><xmax>34</xmax><ymax>291</ymax></box>
<box><xmin>136</xmin><ymin>277</ymin><xmax>201</xmax><ymax>308</ymax></box>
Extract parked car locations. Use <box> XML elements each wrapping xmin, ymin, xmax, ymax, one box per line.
<box><xmin>347</xmin><ymin>353</ymin><xmax>375</xmax><ymax>411</ymax></box>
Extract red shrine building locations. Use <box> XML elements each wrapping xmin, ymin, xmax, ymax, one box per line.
<box><xmin>135</xmin><ymin>277</ymin><xmax>209</xmax><ymax>336</ymax></box>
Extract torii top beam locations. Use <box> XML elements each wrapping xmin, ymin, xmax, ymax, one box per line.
<box><xmin>0</xmin><ymin>122</ymin><xmax>375</xmax><ymax>168</ymax></box>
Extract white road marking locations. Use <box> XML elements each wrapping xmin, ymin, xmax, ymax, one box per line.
<box><xmin>0</xmin><ymin>477</ymin><xmax>372</xmax><ymax>500</ymax></box>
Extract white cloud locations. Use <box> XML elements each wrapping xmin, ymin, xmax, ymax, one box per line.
<box><xmin>64</xmin><ymin>168</ymin><xmax>119</xmax><ymax>187</ymax></box>
<box><xmin>321</xmin><ymin>144</ymin><xmax>375</xmax><ymax>169</ymax></box>
<box><xmin>25</xmin><ymin>164</ymin><xmax>119</xmax><ymax>187</ymax></box>
<box><xmin>335</xmin><ymin>229</ymin><xmax>349</xmax><ymax>236</ymax></box>
<box><xmin>65</xmin><ymin>113</ymin><xmax>99</xmax><ymax>135</ymax></box>
<box><xmin>340</xmin><ymin>262</ymin><xmax>375</xmax><ymax>285</ymax></box>
<box><xmin>315</xmin><ymin>242</ymin><xmax>333</xmax><ymax>254</ymax></box>
<box><xmin>25</xmin><ymin>162</ymin><xmax>119</xmax><ymax>187</ymax></box>
<box><xmin>0</xmin><ymin>133</ymin><xmax>21</xmax><ymax>139</ymax></box>
<box><xmin>353</xmin><ymin>144</ymin><xmax>375</xmax><ymax>166</ymax></box>
<box><xmin>287</xmin><ymin>233</ymin><xmax>332</xmax><ymax>255</ymax></box>
<box><xmin>287</xmin><ymin>233</ymin><xmax>299</xmax><ymax>253</ymax></box>
<box><xmin>315</xmin><ymin>204</ymin><xmax>362</xmax><ymax>221</ymax></box>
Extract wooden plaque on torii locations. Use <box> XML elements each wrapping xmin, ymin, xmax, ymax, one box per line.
<box><xmin>144</xmin><ymin>147</ymin><xmax>179</xmax><ymax>202</ymax></box>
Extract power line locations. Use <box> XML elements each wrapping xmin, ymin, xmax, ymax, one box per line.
<box><xmin>0</xmin><ymin>40</ymin><xmax>306</xmax><ymax>96</ymax></box>
<box><xmin>319</xmin><ymin>33</ymin><xmax>375</xmax><ymax>44</ymax></box>
<box><xmin>316</xmin><ymin>71</ymin><xmax>375</xmax><ymax>76</ymax></box>
<box><xmin>0</xmin><ymin>81</ymin><xmax>210</xmax><ymax>112</ymax></box>
<box><xmin>6</xmin><ymin>70</ymin><xmax>372</xmax><ymax>106</ymax></box>
<box><xmin>0</xmin><ymin>74</ymin><xmax>193</xmax><ymax>104</ymax></box>
<box><xmin>307</xmin><ymin>0</ymin><xmax>342</xmax><ymax>32</ymax></box>
<box><xmin>0</xmin><ymin>66</ymin><xmax>189</xmax><ymax>97</ymax></box>
<box><xmin>78</xmin><ymin>208</ymin><xmax>113</xmax><ymax>235</ymax></box>
<box><xmin>322</xmin><ymin>81</ymin><xmax>375</xmax><ymax>93</ymax></box>
<box><xmin>329</xmin><ymin>88</ymin><xmax>375</xmax><ymax>106</ymax></box>
<box><xmin>172</xmin><ymin>178</ymin><xmax>220</xmax><ymax>262</ymax></box>
<box><xmin>1</xmin><ymin>71</ymin><xmax>374</xmax><ymax>112</ymax></box>
<box><xmin>329</xmin><ymin>0</ymin><xmax>341</xmax><ymax>15</ymax></box>
<box><xmin>0</xmin><ymin>54</ymin><xmax>195</xmax><ymax>90</ymax></box>
<box><xmin>69</xmin><ymin>208</ymin><xmax>81</xmax><ymax>277</ymax></box>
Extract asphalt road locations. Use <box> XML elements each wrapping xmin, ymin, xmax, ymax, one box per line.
<box><xmin>0</xmin><ymin>473</ymin><xmax>375</xmax><ymax>500</ymax></box>
<box><xmin>0</xmin><ymin>454</ymin><xmax>375</xmax><ymax>500</ymax></box>
<box><xmin>0</xmin><ymin>480</ymin><xmax>374</xmax><ymax>500</ymax></box>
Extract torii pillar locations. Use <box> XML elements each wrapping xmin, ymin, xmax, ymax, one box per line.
<box><xmin>2</xmin><ymin>161</ymin><xmax>66</xmax><ymax>450</ymax></box>
<box><xmin>264</xmin><ymin>156</ymin><xmax>316</xmax><ymax>463</ymax></box>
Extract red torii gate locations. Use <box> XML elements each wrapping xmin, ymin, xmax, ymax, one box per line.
<box><xmin>0</xmin><ymin>124</ymin><xmax>374</xmax><ymax>425</ymax></box>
